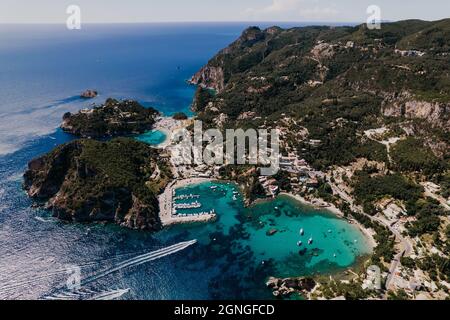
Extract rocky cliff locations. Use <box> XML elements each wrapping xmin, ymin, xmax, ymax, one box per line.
<box><xmin>61</xmin><ymin>98</ymin><xmax>158</xmax><ymax>138</ymax></box>
<box><xmin>189</xmin><ymin>26</ymin><xmax>275</xmax><ymax>93</ymax></box>
<box><xmin>189</xmin><ymin>65</ymin><xmax>225</xmax><ymax>93</ymax></box>
<box><xmin>24</xmin><ymin>138</ymin><xmax>170</xmax><ymax>231</ymax></box>
<box><xmin>382</xmin><ymin>96</ymin><xmax>450</xmax><ymax>130</ymax></box>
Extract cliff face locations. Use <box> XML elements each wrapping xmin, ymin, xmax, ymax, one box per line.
<box><xmin>24</xmin><ymin>138</ymin><xmax>169</xmax><ymax>231</ymax></box>
<box><xmin>383</xmin><ymin>98</ymin><xmax>450</xmax><ymax>130</ymax></box>
<box><xmin>189</xmin><ymin>26</ymin><xmax>272</xmax><ymax>93</ymax></box>
<box><xmin>189</xmin><ymin>65</ymin><xmax>225</xmax><ymax>93</ymax></box>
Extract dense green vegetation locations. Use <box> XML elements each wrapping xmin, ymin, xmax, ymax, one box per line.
<box><xmin>172</xmin><ymin>112</ymin><xmax>189</xmax><ymax>120</ymax></box>
<box><xmin>62</xmin><ymin>99</ymin><xmax>158</xmax><ymax>138</ymax></box>
<box><xmin>406</xmin><ymin>198</ymin><xmax>446</xmax><ymax>237</ymax></box>
<box><xmin>353</xmin><ymin>170</ymin><xmax>424</xmax><ymax>209</ymax></box>
<box><xmin>301</xmin><ymin>129</ymin><xmax>388</xmax><ymax>170</ymax></box>
<box><xmin>273</xmin><ymin>171</ymin><xmax>293</xmax><ymax>192</ymax></box>
<box><xmin>24</xmin><ymin>138</ymin><xmax>170</xmax><ymax>230</ymax></box>
<box><xmin>192</xmin><ymin>87</ymin><xmax>215</xmax><ymax>112</ymax></box>
<box><xmin>316</xmin><ymin>181</ymin><xmax>334</xmax><ymax>203</ymax></box>
<box><xmin>193</xmin><ymin>19</ymin><xmax>450</xmax><ymax>174</ymax></box>
<box><xmin>396</xmin><ymin>19</ymin><xmax>450</xmax><ymax>52</ymax></box>
<box><xmin>319</xmin><ymin>279</ymin><xmax>373</xmax><ymax>300</ymax></box>
<box><xmin>391</xmin><ymin>137</ymin><xmax>447</xmax><ymax>177</ymax></box>
<box><xmin>417</xmin><ymin>254</ymin><xmax>450</xmax><ymax>283</ymax></box>
<box><xmin>439</xmin><ymin>173</ymin><xmax>450</xmax><ymax>198</ymax></box>
<box><xmin>190</xmin><ymin>23</ymin><xmax>450</xmax><ymax>294</ymax></box>
<box><xmin>219</xmin><ymin>165</ymin><xmax>265</xmax><ymax>202</ymax></box>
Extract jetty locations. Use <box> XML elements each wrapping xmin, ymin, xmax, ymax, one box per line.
<box><xmin>173</xmin><ymin>201</ymin><xmax>202</xmax><ymax>210</ymax></box>
<box><xmin>175</xmin><ymin>209</ymin><xmax>216</xmax><ymax>218</ymax></box>
<box><xmin>158</xmin><ymin>178</ymin><xmax>217</xmax><ymax>226</ymax></box>
<box><xmin>173</xmin><ymin>194</ymin><xmax>200</xmax><ymax>201</ymax></box>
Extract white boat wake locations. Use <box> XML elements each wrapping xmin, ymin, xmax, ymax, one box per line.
<box><xmin>0</xmin><ymin>240</ymin><xmax>197</xmax><ymax>300</ymax></box>
<box><xmin>81</xmin><ymin>240</ymin><xmax>197</xmax><ymax>285</ymax></box>
<box><xmin>43</xmin><ymin>288</ymin><xmax>131</xmax><ymax>301</ymax></box>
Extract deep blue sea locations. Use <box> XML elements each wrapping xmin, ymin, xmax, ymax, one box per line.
<box><xmin>0</xmin><ymin>23</ymin><xmax>368</xmax><ymax>300</ymax></box>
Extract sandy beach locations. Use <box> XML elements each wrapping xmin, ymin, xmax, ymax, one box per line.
<box><xmin>152</xmin><ymin>116</ymin><xmax>191</xmax><ymax>149</ymax></box>
<box><xmin>280</xmin><ymin>192</ymin><xmax>344</xmax><ymax>217</ymax></box>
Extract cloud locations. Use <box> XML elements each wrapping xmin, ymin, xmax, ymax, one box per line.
<box><xmin>244</xmin><ymin>0</ymin><xmax>339</xmax><ymax>21</ymax></box>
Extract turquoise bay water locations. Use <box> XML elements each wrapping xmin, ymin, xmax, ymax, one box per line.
<box><xmin>169</xmin><ymin>182</ymin><xmax>371</xmax><ymax>280</ymax></box>
<box><xmin>135</xmin><ymin>130</ymin><xmax>168</xmax><ymax>146</ymax></box>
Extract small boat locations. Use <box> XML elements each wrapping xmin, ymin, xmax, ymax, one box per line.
<box><xmin>232</xmin><ymin>195</ymin><xmax>237</xmax><ymax>201</ymax></box>
<box><xmin>274</xmin><ymin>207</ymin><xmax>279</xmax><ymax>210</ymax></box>
<box><xmin>300</xmin><ymin>228</ymin><xmax>304</xmax><ymax>236</ymax></box>
<box><xmin>308</xmin><ymin>238</ymin><xmax>313</xmax><ymax>245</ymax></box>
<box><xmin>354</xmin><ymin>239</ymin><xmax>358</xmax><ymax>243</ymax></box>
<box><xmin>297</xmin><ymin>241</ymin><xmax>303</xmax><ymax>247</ymax></box>
<box><xmin>333</xmin><ymin>253</ymin><xmax>337</xmax><ymax>258</ymax></box>
<box><xmin>328</xmin><ymin>230</ymin><xmax>332</xmax><ymax>233</ymax></box>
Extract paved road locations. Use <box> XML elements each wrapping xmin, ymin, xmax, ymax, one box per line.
<box><xmin>422</xmin><ymin>184</ymin><xmax>450</xmax><ymax>211</ymax></box>
<box><xmin>328</xmin><ymin>181</ymin><xmax>413</xmax><ymax>292</ymax></box>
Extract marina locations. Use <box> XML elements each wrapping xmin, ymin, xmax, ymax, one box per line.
<box><xmin>158</xmin><ymin>178</ymin><xmax>218</xmax><ymax>226</ymax></box>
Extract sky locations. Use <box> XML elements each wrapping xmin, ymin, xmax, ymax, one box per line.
<box><xmin>0</xmin><ymin>0</ymin><xmax>449</xmax><ymax>24</ymax></box>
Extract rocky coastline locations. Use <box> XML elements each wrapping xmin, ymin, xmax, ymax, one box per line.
<box><xmin>61</xmin><ymin>98</ymin><xmax>159</xmax><ymax>138</ymax></box>
<box><xmin>24</xmin><ymin>138</ymin><xmax>170</xmax><ymax>231</ymax></box>
<box><xmin>266</xmin><ymin>277</ymin><xmax>316</xmax><ymax>298</ymax></box>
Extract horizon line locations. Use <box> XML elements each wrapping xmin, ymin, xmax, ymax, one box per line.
<box><xmin>0</xmin><ymin>20</ymin><xmax>364</xmax><ymax>25</ymax></box>
<box><xmin>3</xmin><ymin>16</ymin><xmax>449</xmax><ymax>25</ymax></box>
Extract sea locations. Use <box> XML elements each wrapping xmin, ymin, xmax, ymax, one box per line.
<box><xmin>0</xmin><ymin>22</ymin><xmax>369</xmax><ymax>300</ymax></box>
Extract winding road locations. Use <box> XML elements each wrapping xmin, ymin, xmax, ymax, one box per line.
<box><xmin>328</xmin><ymin>181</ymin><xmax>413</xmax><ymax>292</ymax></box>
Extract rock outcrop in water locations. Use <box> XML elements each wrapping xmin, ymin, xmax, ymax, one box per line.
<box><xmin>23</xmin><ymin>138</ymin><xmax>171</xmax><ymax>231</ymax></box>
<box><xmin>61</xmin><ymin>98</ymin><xmax>159</xmax><ymax>138</ymax></box>
<box><xmin>80</xmin><ymin>89</ymin><xmax>98</xmax><ymax>99</ymax></box>
<box><xmin>266</xmin><ymin>276</ymin><xmax>316</xmax><ymax>298</ymax></box>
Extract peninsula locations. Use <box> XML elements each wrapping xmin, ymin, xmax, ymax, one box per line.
<box><xmin>24</xmin><ymin>138</ymin><xmax>171</xmax><ymax>230</ymax></box>
<box><xmin>61</xmin><ymin>98</ymin><xmax>159</xmax><ymax>138</ymax></box>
